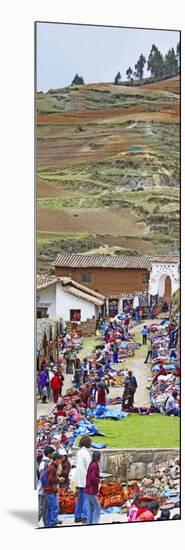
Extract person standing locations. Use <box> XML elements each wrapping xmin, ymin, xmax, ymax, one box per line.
<box><xmin>141</xmin><ymin>325</ymin><xmax>148</xmax><ymax>345</ymax></box>
<box><xmin>74</xmin><ymin>358</ymin><xmax>82</xmax><ymax>389</ymax></box>
<box><xmin>51</xmin><ymin>369</ymin><xmax>61</xmax><ymax>403</ymax></box>
<box><xmin>112</xmin><ymin>344</ymin><xmax>119</xmax><ymax>365</ymax></box>
<box><xmin>124</xmin><ymin>315</ymin><xmax>130</xmax><ymax>333</ymax></box>
<box><xmin>38</xmin><ymin>445</ymin><xmax>54</xmax><ymax>527</ymax></box>
<box><xmin>144</xmin><ymin>339</ymin><xmax>152</xmax><ymax>363</ymax></box>
<box><xmin>44</xmin><ymin>451</ymin><xmax>63</xmax><ymax>528</ymax></box>
<box><xmin>58</xmin><ymin>453</ymin><xmax>71</xmax><ymax>489</ymax></box>
<box><xmin>85</xmin><ymin>451</ymin><xmax>101</xmax><ymax>525</ymax></box>
<box><xmin>96</xmin><ymin>382</ymin><xmax>109</xmax><ymax>406</ymax></box>
<box><xmin>74</xmin><ymin>436</ymin><xmax>92</xmax><ymax>523</ymax></box>
<box><xmin>122</xmin><ymin>371</ymin><xmax>137</xmax><ymax>408</ymax></box>
<box><xmin>82</xmin><ymin>358</ymin><xmax>89</xmax><ymax>384</ymax></box>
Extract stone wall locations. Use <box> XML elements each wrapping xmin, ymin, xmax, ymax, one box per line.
<box><xmin>72</xmin><ymin>447</ymin><xmax>180</xmax><ymax>493</ymax></box>
<box><xmin>99</xmin><ymin>448</ymin><xmax>180</xmax><ymax>482</ymax></box>
<box><xmin>66</xmin><ymin>318</ymin><xmax>96</xmax><ymax>337</ymax></box>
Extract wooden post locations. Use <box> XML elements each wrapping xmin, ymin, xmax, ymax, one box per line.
<box><xmin>56</xmin><ymin>321</ymin><xmax>59</xmax><ymax>364</ymax></box>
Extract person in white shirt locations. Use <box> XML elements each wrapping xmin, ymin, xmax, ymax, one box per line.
<box><xmin>165</xmin><ymin>390</ymin><xmax>180</xmax><ymax>416</ymax></box>
<box><xmin>74</xmin><ymin>436</ymin><xmax>92</xmax><ymax>523</ymax></box>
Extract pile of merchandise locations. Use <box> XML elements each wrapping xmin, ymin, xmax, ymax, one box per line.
<box><xmin>149</xmin><ymin>318</ymin><xmax>180</xmax><ymax>412</ymax></box>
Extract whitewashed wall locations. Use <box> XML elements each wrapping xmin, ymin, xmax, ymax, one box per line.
<box><xmin>37</xmin><ymin>284</ymin><xmax>56</xmax><ymax>317</ymax></box>
<box><xmin>149</xmin><ymin>262</ymin><xmax>179</xmax><ymax>297</ymax></box>
<box><xmin>37</xmin><ymin>282</ymin><xmax>98</xmax><ymax>321</ymax></box>
<box><xmin>56</xmin><ymin>282</ymin><xmax>96</xmax><ymax>321</ymax></box>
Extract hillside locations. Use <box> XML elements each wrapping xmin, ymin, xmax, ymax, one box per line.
<box><xmin>36</xmin><ymin>76</ymin><xmax>180</xmax><ymax>273</ymax></box>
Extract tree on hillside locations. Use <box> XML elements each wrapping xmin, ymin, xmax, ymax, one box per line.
<box><xmin>126</xmin><ymin>67</ymin><xmax>133</xmax><ymax>81</ymax></box>
<box><xmin>147</xmin><ymin>44</ymin><xmax>164</xmax><ymax>79</ymax></box>
<box><xmin>176</xmin><ymin>41</ymin><xmax>181</xmax><ymax>69</ymax></box>
<box><xmin>114</xmin><ymin>71</ymin><xmax>122</xmax><ymax>85</ymax></box>
<box><xmin>71</xmin><ymin>73</ymin><xmax>84</xmax><ymax>85</ymax></box>
<box><xmin>134</xmin><ymin>54</ymin><xmax>146</xmax><ymax>80</ymax></box>
<box><xmin>164</xmin><ymin>48</ymin><xmax>178</xmax><ymax>76</ymax></box>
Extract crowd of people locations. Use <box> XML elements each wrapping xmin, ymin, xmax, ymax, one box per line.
<box><xmin>37</xmin><ymin>307</ymin><xmax>180</xmax><ymax>528</ymax></box>
<box><xmin>38</xmin><ymin>433</ymin><xmax>180</xmax><ymax>528</ymax></box>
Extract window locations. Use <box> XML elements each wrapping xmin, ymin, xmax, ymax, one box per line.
<box><xmin>70</xmin><ymin>309</ymin><xmax>81</xmax><ymax>322</ymax></box>
<box><xmin>81</xmin><ymin>274</ymin><xmax>92</xmax><ymax>282</ymax></box>
<box><xmin>142</xmin><ymin>273</ymin><xmax>150</xmax><ymax>284</ymax></box>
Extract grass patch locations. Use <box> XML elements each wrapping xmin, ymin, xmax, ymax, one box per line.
<box><xmin>93</xmin><ymin>415</ymin><xmax>180</xmax><ymax>448</ymax></box>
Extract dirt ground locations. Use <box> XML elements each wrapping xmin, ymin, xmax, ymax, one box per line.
<box><xmin>37</xmin><ymin>320</ymin><xmax>153</xmax><ymax>418</ymax></box>
<box><xmin>37</xmin><ymin>206</ymin><xmax>147</xmax><ymax>235</ymax></box>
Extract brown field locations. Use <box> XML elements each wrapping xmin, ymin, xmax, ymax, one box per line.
<box><xmin>143</xmin><ymin>76</ymin><xmax>180</xmax><ymax>95</ymax></box>
<box><xmin>37</xmin><ymin>206</ymin><xmax>147</xmax><ymax>236</ymax></box>
<box><xmin>37</xmin><ymin>103</ymin><xmax>179</xmax><ymax>126</ymax></box>
<box><xmin>36</xmin><ymin>76</ymin><xmax>180</xmax><ymax>272</ymax></box>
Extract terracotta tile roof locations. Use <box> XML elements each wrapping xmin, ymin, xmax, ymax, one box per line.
<box><xmin>36</xmin><ymin>275</ymin><xmax>104</xmax><ymax>305</ymax></box>
<box><xmin>150</xmin><ymin>256</ymin><xmax>179</xmax><ymax>263</ymax></box>
<box><xmin>61</xmin><ymin>278</ymin><xmax>104</xmax><ymax>300</ymax></box>
<box><xmin>37</xmin><ymin>275</ymin><xmax>58</xmax><ymax>290</ymax></box>
<box><xmin>54</xmin><ymin>253</ymin><xmax>179</xmax><ymax>269</ymax></box>
<box><xmin>62</xmin><ymin>285</ymin><xmax>104</xmax><ymax>306</ymax></box>
<box><xmin>54</xmin><ymin>254</ymin><xmax>151</xmax><ymax>269</ymax></box>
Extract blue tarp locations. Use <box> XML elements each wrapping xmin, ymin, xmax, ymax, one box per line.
<box><xmin>58</xmin><ymin>506</ymin><xmax>122</xmax><ymax>521</ymax></box>
<box><xmin>91</xmin><ymin>442</ymin><xmax>107</xmax><ymax>449</ymax></box>
<box><xmin>87</xmin><ymin>404</ymin><xmax>129</xmax><ymax>420</ymax></box>
<box><xmin>152</xmin><ymin>364</ymin><xmax>176</xmax><ymax>372</ymax></box>
<box><xmin>69</xmin><ymin>418</ymin><xmax>106</xmax><ymax>447</ymax></box>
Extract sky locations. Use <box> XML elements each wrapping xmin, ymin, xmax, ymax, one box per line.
<box><xmin>36</xmin><ymin>22</ymin><xmax>180</xmax><ymax>92</ymax></box>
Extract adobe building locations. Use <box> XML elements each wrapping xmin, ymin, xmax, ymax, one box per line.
<box><xmin>54</xmin><ymin>254</ymin><xmax>180</xmax><ymax>316</ymax></box>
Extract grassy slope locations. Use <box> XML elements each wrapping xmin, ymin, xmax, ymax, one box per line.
<box><xmin>36</xmin><ymin>77</ymin><xmax>180</xmax><ymax>273</ymax></box>
<box><xmin>92</xmin><ymin>415</ymin><xmax>180</xmax><ymax>448</ymax></box>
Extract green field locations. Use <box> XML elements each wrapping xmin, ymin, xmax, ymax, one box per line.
<box><xmin>91</xmin><ymin>414</ymin><xmax>180</xmax><ymax>448</ymax></box>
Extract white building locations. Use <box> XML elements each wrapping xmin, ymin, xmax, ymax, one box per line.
<box><xmin>36</xmin><ymin>275</ymin><xmax>105</xmax><ymax>322</ymax></box>
<box><xmin>149</xmin><ymin>256</ymin><xmax>180</xmax><ymax>302</ymax></box>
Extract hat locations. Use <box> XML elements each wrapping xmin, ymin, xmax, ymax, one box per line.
<box><xmin>58</xmin><ymin>448</ymin><xmax>67</xmax><ymax>456</ymax></box>
<box><xmin>53</xmin><ymin>367</ymin><xmax>57</xmax><ymax>372</ymax></box>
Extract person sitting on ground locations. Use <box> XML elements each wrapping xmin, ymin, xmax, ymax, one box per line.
<box><xmin>136</xmin><ymin>501</ymin><xmax>160</xmax><ymax>522</ymax></box>
<box><xmin>54</xmin><ymin>403</ymin><xmax>66</xmax><ymax>423</ymax></box>
<box><xmin>127</xmin><ymin>496</ymin><xmax>140</xmax><ymax>522</ymax></box>
<box><xmin>157</xmin><ymin>509</ymin><xmax>170</xmax><ymax>521</ymax></box>
<box><xmin>165</xmin><ymin>390</ymin><xmax>180</xmax><ymax>416</ymax></box>
<box><xmin>68</xmin><ymin>401</ymin><xmax>83</xmax><ymax>423</ymax></box>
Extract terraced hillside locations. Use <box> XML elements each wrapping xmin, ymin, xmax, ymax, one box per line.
<box><xmin>36</xmin><ymin>76</ymin><xmax>180</xmax><ymax>273</ymax></box>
